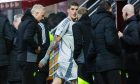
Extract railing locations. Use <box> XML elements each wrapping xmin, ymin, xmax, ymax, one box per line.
<box><xmin>111</xmin><ymin>2</ymin><xmax>115</xmax><ymax>7</ymax></box>
<box><xmin>87</xmin><ymin>0</ymin><xmax>100</xmax><ymax>10</ymax></box>
<box><xmin>133</xmin><ymin>0</ymin><xmax>139</xmax><ymax>5</ymax></box>
<box><xmin>80</xmin><ymin>0</ymin><xmax>139</xmax><ymax>17</ymax></box>
<box><xmin>79</xmin><ymin>0</ymin><xmax>89</xmax><ymax>8</ymax></box>
<box><xmin>89</xmin><ymin>8</ymin><xmax>97</xmax><ymax>17</ymax></box>
<box><xmin>127</xmin><ymin>0</ymin><xmax>139</xmax><ymax>5</ymax></box>
<box><xmin>87</xmin><ymin>0</ymin><xmax>101</xmax><ymax>17</ymax></box>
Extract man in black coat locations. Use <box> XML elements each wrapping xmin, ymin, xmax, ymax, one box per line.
<box><xmin>8</xmin><ymin>14</ymin><xmax>23</xmax><ymax>84</ymax></box>
<box><xmin>0</xmin><ymin>14</ymin><xmax>13</xmax><ymax>84</ymax></box>
<box><xmin>17</xmin><ymin>4</ymin><xmax>45</xmax><ymax>84</ymax></box>
<box><xmin>35</xmin><ymin>18</ymin><xmax>50</xmax><ymax>84</ymax></box>
<box><xmin>72</xmin><ymin>7</ymin><xmax>93</xmax><ymax>84</ymax></box>
<box><xmin>119</xmin><ymin>4</ymin><xmax>140</xmax><ymax>84</ymax></box>
<box><xmin>89</xmin><ymin>1</ymin><xmax>122</xmax><ymax>84</ymax></box>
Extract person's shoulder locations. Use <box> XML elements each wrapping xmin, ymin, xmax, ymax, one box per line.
<box><xmin>0</xmin><ymin>14</ymin><xmax>6</xmax><ymax>18</ymax></box>
<box><xmin>73</xmin><ymin>21</ymin><xmax>82</xmax><ymax>27</ymax></box>
<box><xmin>62</xmin><ymin>17</ymin><xmax>71</xmax><ymax>23</ymax></box>
<box><xmin>23</xmin><ymin>19</ymin><xmax>35</xmax><ymax>25</ymax></box>
<box><xmin>0</xmin><ymin>14</ymin><xmax>8</xmax><ymax>22</ymax></box>
<box><xmin>57</xmin><ymin>17</ymin><xmax>70</xmax><ymax>27</ymax></box>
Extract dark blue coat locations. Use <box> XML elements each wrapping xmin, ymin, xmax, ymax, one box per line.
<box><xmin>88</xmin><ymin>9</ymin><xmax>122</xmax><ymax>72</ymax></box>
<box><xmin>16</xmin><ymin>9</ymin><xmax>39</xmax><ymax>62</ymax></box>
<box><xmin>121</xmin><ymin>16</ymin><xmax>140</xmax><ymax>72</ymax></box>
<box><xmin>121</xmin><ymin>16</ymin><xmax>139</xmax><ymax>53</ymax></box>
<box><xmin>0</xmin><ymin>14</ymin><xmax>13</xmax><ymax>66</ymax></box>
<box><xmin>8</xmin><ymin>26</ymin><xmax>22</xmax><ymax>82</ymax></box>
<box><xmin>73</xmin><ymin>14</ymin><xmax>92</xmax><ymax>64</ymax></box>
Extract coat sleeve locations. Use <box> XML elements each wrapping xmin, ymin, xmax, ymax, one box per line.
<box><xmin>104</xmin><ymin>18</ymin><xmax>121</xmax><ymax>55</ymax></box>
<box><xmin>4</xmin><ymin>19</ymin><xmax>14</xmax><ymax>41</ymax></box>
<box><xmin>3</xmin><ymin>19</ymin><xmax>14</xmax><ymax>53</ymax></box>
<box><xmin>23</xmin><ymin>22</ymin><xmax>38</xmax><ymax>50</ymax></box>
<box><xmin>121</xmin><ymin>23</ymin><xmax>139</xmax><ymax>46</ymax></box>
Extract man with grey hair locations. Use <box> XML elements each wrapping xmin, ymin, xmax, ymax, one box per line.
<box><xmin>118</xmin><ymin>4</ymin><xmax>140</xmax><ymax>84</ymax></box>
<box><xmin>17</xmin><ymin>4</ymin><xmax>45</xmax><ymax>84</ymax></box>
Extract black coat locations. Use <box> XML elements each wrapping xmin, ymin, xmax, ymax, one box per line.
<box><xmin>17</xmin><ymin>9</ymin><xmax>39</xmax><ymax>62</ymax></box>
<box><xmin>35</xmin><ymin>23</ymin><xmax>50</xmax><ymax>75</ymax></box>
<box><xmin>37</xmin><ymin>23</ymin><xmax>50</xmax><ymax>62</ymax></box>
<box><xmin>8</xmin><ymin>26</ymin><xmax>22</xmax><ymax>82</ymax></box>
<box><xmin>73</xmin><ymin>14</ymin><xmax>92</xmax><ymax>64</ymax></box>
<box><xmin>121</xmin><ymin>16</ymin><xmax>140</xmax><ymax>72</ymax></box>
<box><xmin>0</xmin><ymin>14</ymin><xmax>13</xmax><ymax>66</ymax></box>
<box><xmin>121</xmin><ymin>16</ymin><xmax>139</xmax><ymax>53</ymax></box>
<box><xmin>88</xmin><ymin>9</ymin><xmax>122</xmax><ymax>72</ymax></box>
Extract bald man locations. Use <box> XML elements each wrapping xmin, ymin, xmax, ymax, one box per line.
<box><xmin>118</xmin><ymin>4</ymin><xmax>140</xmax><ymax>84</ymax></box>
<box><xmin>122</xmin><ymin>4</ymin><xmax>135</xmax><ymax>20</ymax></box>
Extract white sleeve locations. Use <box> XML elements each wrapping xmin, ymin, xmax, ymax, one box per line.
<box><xmin>40</xmin><ymin>53</ymin><xmax>49</xmax><ymax>65</ymax></box>
<box><xmin>55</xmin><ymin>18</ymin><xmax>70</xmax><ymax>37</ymax></box>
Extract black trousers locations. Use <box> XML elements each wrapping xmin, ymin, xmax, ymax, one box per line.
<box><xmin>35</xmin><ymin>51</ymin><xmax>49</xmax><ymax>84</ymax></box>
<box><xmin>94</xmin><ymin>70</ymin><xmax>121</xmax><ymax>84</ymax></box>
<box><xmin>8</xmin><ymin>50</ymin><xmax>22</xmax><ymax>83</ymax></box>
<box><xmin>8</xmin><ymin>81</ymin><xmax>22</xmax><ymax>84</ymax></box>
<box><xmin>22</xmin><ymin>62</ymin><xmax>36</xmax><ymax>84</ymax></box>
<box><xmin>0</xmin><ymin>66</ymin><xmax>8</xmax><ymax>84</ymax></box>
<box><xmin>126</xmin><ymin>71</ymin><xmax>140</xmax><ymax>84</ymax></box>
<box><xmin>35</xmin><ymin>62</ymin><xmax>49</xmax><ymax>84</ymax></box>
<box><xmin>78</xmin><ymin>64</ymin><xmax>94</xmax><ymax>83</ymax></box>
<box><xmin>124</xmin><ymin>53</ymin><xmax>140</xmax><ymax>84</ymax></box>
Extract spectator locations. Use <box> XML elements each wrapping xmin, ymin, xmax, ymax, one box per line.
<box><xmin>89</xmin><ymin>1</ymin><xmax>122</xmax><ymax>84</ymax></box>
<box><xmin>17</xmin><ymin>4</ymin><xmax>46</xmax><ymax>84</ymax></box>
<box><xmin>119</xmin><ymin>4</ymin><xmax>140</xmax><ymax>84</ymax></box>
<box><xmin>72</xmin><ymin>7</ymin><xmax>93</xmax><ymax>84</ymax></box>
<box><xmin>8</xmin><ymin>14</ymin><xmax>23</xmax><ymax>84</ymax></box>
<box><xmin>0</xmin><ymin>13</ymin><xmax>13</xmax><ymax>84</ymax></box>
<box><xmin>35</xmin><ymin>18</ymin><xmax>50</xmax><ymax>84</ymax></box>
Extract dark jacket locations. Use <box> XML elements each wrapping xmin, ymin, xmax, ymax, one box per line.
<box><xmin>121</xmin><ymin>16</ymin><xmax>140</xmax><ymax>71</ymax></box>
<box><xmin>8</xmin><ymin>26</ymin><xmax>22</xmax><ymax>82</ymax></box>
<box><xmin>121</xmin><ymin>16</ymin><xmax>139</xmax><ymax>53</ymax></box>
<box><xmin>0</xmin><ymin>14</ymin><xmax>13</xmax><ymax>66</ymax></box>
<box><xmin>73</xmin><ymin>14</ymin><xmax>92</xmax><ymax>64</ymax></box>
<box><xmin>88</xmin><ymin>9</ymin><xmax>122</xmax><ymax>72</ymax></box>
<box><xmin>17</xmin><ymin>9</ymin><xmax>39</xmax><ymax>62</ymax></box>
<box><xmin>37</xmin><ymin>22</ymin><xmax>50</xmax><ymax>62</ymax></box>
<box><xmin>35</xmin><ymin>22</ymin><xmax>50</xmax><ymax>74</ymax></box>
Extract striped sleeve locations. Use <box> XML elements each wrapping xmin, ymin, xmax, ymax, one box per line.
<box><xmin>55</xmin><ymin>18</ymin><xmax>70</xmax><ymax>37</ymax></box>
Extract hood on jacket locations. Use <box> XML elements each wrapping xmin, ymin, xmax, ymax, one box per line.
<box><xmin>91</xmin><ymin>8</ymin><xmax>113</xmax><ymax>29</ymax></box>
<box><xmin>21</xmin><ymin>9</ymin><xmax>38</xmax><ymax>23</ymax></box>
<box><xmin>78</xmin><ymin>14</ymin><xmax>91</xmax><ymax>25</ymax></box>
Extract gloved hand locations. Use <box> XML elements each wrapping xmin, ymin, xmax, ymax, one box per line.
<box><xmin>38</xmin><ymin>53</ymin><xmax>49</xmax><ymax>68</ymax></box>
